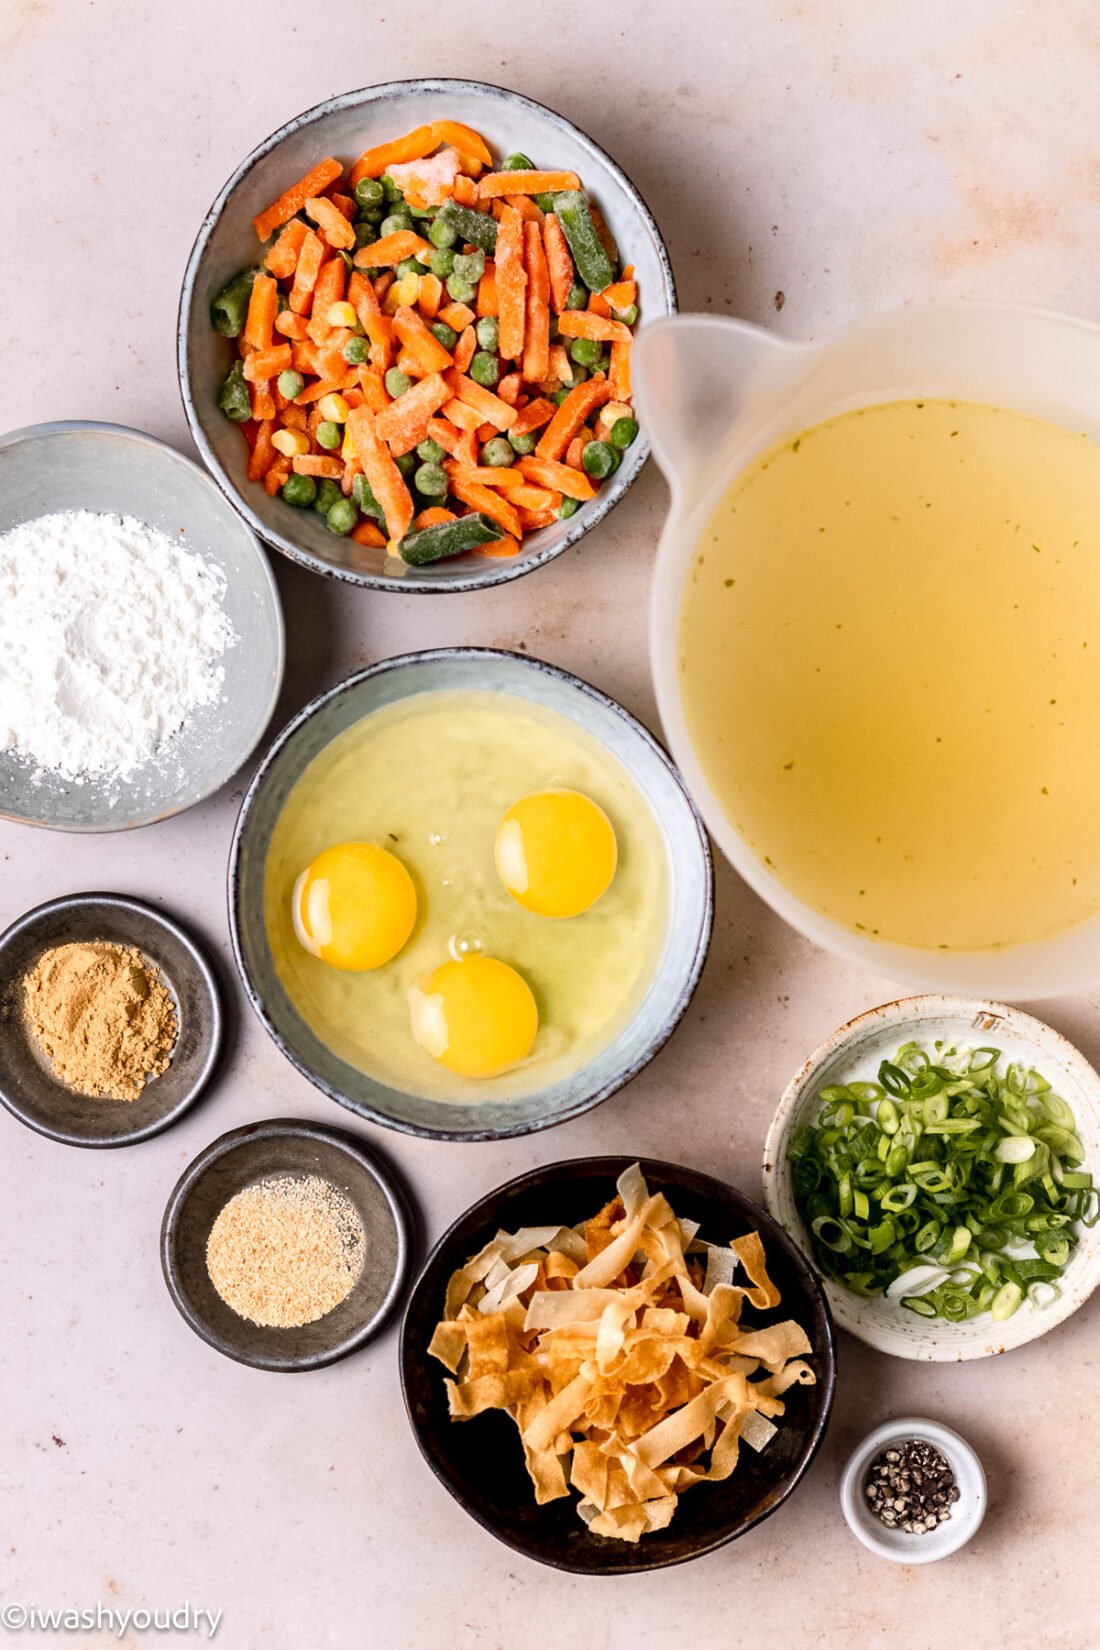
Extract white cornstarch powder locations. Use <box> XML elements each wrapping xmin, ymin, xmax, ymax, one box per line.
<box><xmin>0</xmin><ymin>510</ymin><xmax>236</xmax><ymax>783</ymax></box>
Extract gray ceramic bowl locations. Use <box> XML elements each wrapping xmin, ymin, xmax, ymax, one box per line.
<box><xmin>229</xmin><ymin>649</ymin><xmax>713</xmax><ymax>1140</ymax></box>
<box><xmin>160</xmin><ymin>1117</ymin><xmax>413</xmax><ymax>1371</ymax></box>
<box><xmin>179</xmin><ymin>78</ymin><xmax>676</xmax><ymax>591</ymax></box>
<box><xmin>0</xmin><ymin>422</ymin><xmax>284</xmax><ymax>832</ymax></box>
<box><xmin>0</xmin><ymin>892</ymin><xmax>223</xmax><ymax>1147</ymax></box>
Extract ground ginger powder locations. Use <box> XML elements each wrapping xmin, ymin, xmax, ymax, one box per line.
<box><xmin>23</xmin><ymin>941</ymin><xmax>177</xmax><ymax>1101</ymax></box>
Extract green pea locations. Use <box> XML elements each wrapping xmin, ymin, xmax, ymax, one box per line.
<box><xmin>507</xmin><ymin>429</ymin><xmax>537</xmax><ymax>456</ymax></box>
<box><xmin>355</xmin><ymin>177</ymin><xmax>385</xmax><ymax>210</ymax></box>
<box><xmin>385</xmin><ymin>368</ymin><xmax>413</xmax><ymax>399</ymax></box>
<box><xmin>429</xmin><ymin>216</ymin><xmax>458</xmax><ymax>249</ymax></box>
<box><xmin>281</xmin><ymin>473</ymin><xmax>317</xmax><ymax>508</ymax></box>
<box><xmin>551</xmin><ymin>387</ymin><xmax>570</xmax><ymax>406</ymax></box>
<box><xmin>481</xmin><ymin>436</ymin><xmax>514</xmax><ymax>467</ymax></box>
<box><xmin>503</xmin><ymin>152</ymin><xmax>534</xmax><ymax>171</ymax></box>
<box><xmin>326</xmin><ymin>498</ymin><xmax>358</xmax><ymax>536</ymax></box>
<box><xmin>582</xmin><ymin>440</ymin><xmax>616</xmax><ymax>479</ymax></box>
<box><xmin>343</xmin><ymin>336</ymin><xmax>369</xmax><ymax>366</ymax></box>
<box><xmin>216</xmin><ymin>359</ymin><xmax>252</xmax><ymax>422</ymax></box>
<box><xmin>414</xmin><ymin>461</ymin><xmax>448</xmax><ymax>498</ymax></box>
<box><xmin>354</xmin><ymin>221</ymin><xmax>378</xmax><ymax>250</ymax></box>
<box><xmin>316</xmin><ymin>421</ymin><xmax>342</xmax><ymax>451</ymax></box>
<box><xmin>277</xmin><ymin>368</ymin><xmax>305</xmax><ymax>399</ymax></box>
<box><xmin>452</xmin><ymin>250</ymin><xmax>485</xmax><ymax>283</ymax></box>
<box><xmin>394</xmin><ymin>451</ymin><xmax>418</xmax><ymax>478</ymax></box>
<box><xmin>210</xmin><ymin>268</ymin><xmax>256</xmax><ymax>338</ymax></box>
<box><xmin>475</xmin><ymin>315</ymin><xmax>499</xmax><ymax>352</ymax></box>
<box><xmin>566</xmin><ymin>364</ymin><xmax>588</xmax><ymax>388</ymax></box>
<box><xmin>417</xmin><ymin>437</ymin><xmax>446</xmax><ymax>464</ymax></box>
<box><xmin>614</xmin><ymin>302</ymin><xmax>639</xmax><ymax>326</ymax></box>
<box><xmin>396</xmin><ymin>256</ymin><xmax>429</xmax><ymax>277</ymax></box>
<box><xmin>570</xmin><ymin>337</ymin><xmax>601</xmax><ymax>367</ymax></box>
<box><xmin>445</xmin><ymin>274</ymin><xmax>478</xmax><ymax>305</ymax></box>
<box><xmin>557</xmin><ymin>496</ymin><xmax>580</xmax><ymax>519</ymax></box>
<box><xmin>564</xmin><ymin>282</ymin><xmax>588</xmax><ymax>310</ymax></box>
<box><xmin>470</xmin><ymin>351</ymin><xmax>500</xmax><ymax>388</ymax></box>
<box><xmin>610</xmin><ymin>416</ymin><xmax>639</xmax><ymax>449</ymax></box>
<box><xmin>430</xmin><ymin>320</ymin><xmax>458</xmax><ymax>350</ymax></box>
<box><xmin>429</xmin><ymin>248</ymin><xmax>456</xmax><ymax>280</ymax></box>
<box><xmin>535</xmin><ymin>192</ymin><xmax>556</xmax><ymax>213</ymax></box>
<box><xmin>313</xmin><ymin>478</ymin><xmax>343</xmax><ymax>516</ymax></box>
<box><xmin>381</xmin><ymin>174</ymin><xmax>403</xmax><ymax>202</ymax></box>
<box><xmin>380</xmin><ymin>212</ymin><xmax>413</xmax><ymax>237</ymax></box>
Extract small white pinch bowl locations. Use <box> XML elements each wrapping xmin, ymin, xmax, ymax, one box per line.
<box><xmin>762</xmin><ymin>996</ymin><xmax>1100</xmax><ymax>1361</ymax></box>
<box><xmin>840</xmin><ymin>1416</ymin><xmax>986</xmax><ymax>1564</ymax></box>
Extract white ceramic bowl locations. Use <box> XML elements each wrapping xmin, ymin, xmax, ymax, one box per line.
<box><xmin>840</xmin><ymin>1417</ymin><xmax>986</xmax><ymax>1564</ymax></box>
<box><xmin>762</xmin><ymin>995</ymin><xmax>1100</xmax><ymax>1360</ymax></box>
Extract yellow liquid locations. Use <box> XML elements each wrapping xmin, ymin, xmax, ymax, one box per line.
<box><xmin>265</xmin><ymin>690</ymin><xmax>668</xmax><ymax>1100</ymax></box>
<box><xmin>680</xmin><ymin>399</ymin><xmax>1100</xmax><ymax>951</ymax></box>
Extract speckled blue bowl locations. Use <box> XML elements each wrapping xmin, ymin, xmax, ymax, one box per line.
<box><xmin>228</xmin><ymin>649</ymin><xmax>712</xmax><ymax>1141</ymax></box>
<box><xmin>179</xmin><ymin>78</ymin><xmax>676</xmax><ymax>591</ymax></box>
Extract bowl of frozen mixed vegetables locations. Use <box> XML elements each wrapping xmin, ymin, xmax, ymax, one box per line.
<box><xmin>179</xmin><ymin>80</ymin><xmax>675</xmax><ymax>589</ymax></box>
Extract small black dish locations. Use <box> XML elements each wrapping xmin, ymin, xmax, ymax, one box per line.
<box><xmin>0</xmin><ymin>892</ymin><xmax>223</xmax><ymax>1148</ymax></box>
<box><xmin>400</xmin><ymin>1156</ymin><xmax>836</xmax><ymax>1575</ymax></box>
<box><xmin>161</xmin><ymin>1117</ymin><xmax>412</xmax><ymax>1371</ymax></box>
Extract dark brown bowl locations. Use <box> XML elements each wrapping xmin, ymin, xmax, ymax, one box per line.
<box><xmin>400</xmin><ymin>1156</ymin><xmax>835</xmax><ymax>1573</ymax></box>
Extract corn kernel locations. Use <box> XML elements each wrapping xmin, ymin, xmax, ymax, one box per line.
<box><xmin>382</xmin><ymin>283</ymin><xmax>403</xmax><ymax>316</ymax></box>
<box><xmin>395</xmin><ymin>273</ymin><xmax>420</xmax><ymax>307</ymax></box>
<box><xmin>326</xmin><ymin>300</ymin><xmax>358</xmax><ymax>329</ymax></box>
<box><xmin>318</xmin><ymin>393</ymin><xmax>350</xmax><ymax>423</ymax></box>
<box><xmin>341</xmin><ymin>429</ymin><xmax>357</xmax><ymax>460</ymax></box>
<box><xmin>271</xmin><ymin>428</ymin><xmax>310</xmax><ymax>457</ymax></box>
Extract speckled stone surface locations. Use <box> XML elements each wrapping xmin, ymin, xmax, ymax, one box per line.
<box><xmin>2</xmin><ymin>4</ymin><xmax>1098</xmax><ymax>1646</ymax></box>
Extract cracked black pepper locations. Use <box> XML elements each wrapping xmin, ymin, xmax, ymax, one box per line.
<box><xmin>864</xmin><ymin>1438</ymin><xmax>960</xmax><ymax>1534</ymax></box>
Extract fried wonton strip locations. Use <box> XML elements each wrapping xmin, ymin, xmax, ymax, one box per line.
<box><xmin>725</xmin><ymin>1320</ymin><xmax>813</xmax><ymax>1373</ymax></box>
<box><xmin>523</xmin><ymin>1371</ymin><xmax>594</xmax><ymax>1453</ymax></box>
<box><xmin>731</xmin><ymin>1231</ymin><xmax>782</xmax><ymax>1309</ymax></box>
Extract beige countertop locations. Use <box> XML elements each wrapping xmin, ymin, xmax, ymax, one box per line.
<box><xmin>2</xmin><ymin>3</ymin><xmax>1099</xmax><ymax>1646</ymax></box>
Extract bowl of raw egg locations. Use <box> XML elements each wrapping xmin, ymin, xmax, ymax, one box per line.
<box><xmin>228</xmin><ymin>648</ymin><xmax>712</xmax><ymax>1140</ymax></box>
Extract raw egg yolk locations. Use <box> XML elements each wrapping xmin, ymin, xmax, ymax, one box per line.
<box><xmin>408</xmin><ymin>955</ymin><xmax>538</xmax><ymax>1078</ymax></box>
<box><xmin>494</xmin><ymin>789</ymin><xmax>618</xmax><ymax>918</ymax></box>
<box><xmin>292</xmin><ymin>842</ymin><xmax>416</xmax><ymax>972</ymax></box>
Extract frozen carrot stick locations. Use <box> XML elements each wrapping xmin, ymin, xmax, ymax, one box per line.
<box><xmin>346</xmin><ymin>406</ymin><xmax>415</xmax><ymax>541</ymax></box>
<box><xmin>478</xmin><ymin>169</ymin><xmax>580</xmax><ymax>200</ymax></box>
<box><xmin>556</xmin><ymin>310</ymin><xmax>633</xmax><ymax>344</ymax></box>
<box><xmin>535</xmin><ymin>377</ymin><xmax>613</xmax><ymax>460</ymax></box>
<box><xmin>609</xmin><ymin>339</ymin><xmax>632</xmax><ymax>401</ymax></box>
<box><xmin>425</xmin><ymin>416</ymin><xmax>467</xmax><ymax>456</ymax></box>
<box><xmin>413</xmin><ymin>506</ymin><xmax>458</xmax><ymax>529</ymax></box>
<box><xmin>347</xmin><ymin>269</ymin><xmax>380</xmax><ymax>320</ymax></box>
<box><xmin>243</xmin><ymin>273</ymin><xmax>278</xmax><ymax>353</ymax></box>
<box><xmin>497</xmin><ymin>371</ymin><xmax>523</xmax><ymax>406</ymax></box>
<box><xmin>454</xmin><ymin>325</ymin><xmax>476</xmax><ymax>373</ymax></box>
<box><xmin>264</xmin><ymin>219</ymin><xmax>309</xmax><ymax>279</ymax></box>
<box><xmin>417</xmin><ymin>273</ymin><xmax>443</xmax><ymax>320</ymax></box>
<box><xmin>392</xmin><ymin>305</ymin><xmax>454</xmax><ymax>372</ymax></box>
<box><xmin>587</xmin><ymin>290</ymin><xmax>611</xmax><ymax>318</ymax></box>
<box><xmin>292</xmin><ymin>454</ymin><xmax>343</xmax><ymax>478</ymax></box>
<box><xmin>373</xmin><ymin>372</ymin><xmax>451</xmax><ymax>454</ymax></box>
<box><xmin>495</xmin><ymin>205</ymin><xmax>527</xmax><ymax>361</ymax></box>
<box><xmin>275</xmin><ymin>310</ymin><xmax>309</xmax><ymax>340</ymax></box>
<box><xmin>310</xmin><ymin>258</ymin><xmax>347</xmax><ymax>328</ymax></box>
<box><xmin>542</xmin><ymin>214</ymin><xmax>575</xmax><ymax>314</ymax></box>
<box><xmin>602</xmin><ymin>278</ymin><xmax>637</xmax><ymax>311</ymax></box>
<box><xmin>446</xmin><ymin>370</ymin><xmax>518</xmax><ymax>431</ymax></box>
<box><xmin>305</xmin><ymin>195</ymin><xmax>356</xmax><ymax>251</ymax></box>
<box><xmin>517</xmin><ymin>454</ymin><xmax>596</xmax><ymax>500</ymax></box>
<box><xmin>263</xmin><ymin>457</ymin><xmax>291</xmax><ymax>496</ymax></box>
<box><xmin>440</xmin><ymin>396</ymin><xmax>483</xmax><ymax>432</ymax></box>
<box><xmin>448</xmin><ymin>475</ymin><xmax>522</xmax><ymax>538</ymax></box>
<box><xmin>351</xmin><ymin>520</ymin><xmax>388</xmax><ymax>548</ymax></box>
<box><xmin>247</xmin><ymin>419</ymin><xmax>276</xmax><ymax>482</ymax></box>
<box><xmin>505</xmin><ymin>193</ymin><xmax>545</xmax><ymax>224</ymax></box>
<box><xmin>477</xmin><ymin>534</ymin><xmax>521</xmax><ymax>559</ymax></box>
<box><xmin>253</xmin><ymin>157</ymin><xmax>343</xmax><ymax>243</ymax></box>
<box><xmin>547</xmin><ymin>342</ymin><xmax>571</xmax><ymax>382</ymax></box>
<box><xmin>522</xmin><ymin>221</ymin><xmax>551</xmax><ymax>385</ymax></box>
<box><xmin>510</xmin><ymin>397</ymin><xmax>556</xmax><ymax>438</ymax></box>
<box><xmin>437</xmin><ymin>301</ymin><xmax>475</xmax><ymax>332</ymax></box>
<box><xmin>516</xmin><ymin>506</ymin><xmax>557</xmax><ymax>531</ymax></box>
<box><xmin>243</xmin><ymin>343</ymin><xmax>291</xmax><ymax>381</ymax></box>
<box><xmin>356</xmin><ymin>365</ymin><xmax>389</xmax><ymax>411</ymax></box>
<box><xmin>350</xmin><ymin>125</ymin><xmax>436</xmax><ymax>187</ymax></box>
<box><xmin>510</xmin><ymin>483</ymin><xmax>560</xmax><ymax>511</ymax></box>
<box><xmin>352</xmin><ymin>230</ymin><xmax>434</xmax><ymax>269</ymax></box>
<box><xmin>444</xmin><ymin>462</ymin><xmax>525</xmax><ymax>488</ymax></box>
<box><xmin>289</xmin><ymin>230</ymin><xmax>326</xmax><ymax>314</ymax></box>
<box><xmin>452</xmin><ymin>174</ymin><xmax>478</xmax><ymax>208</ymax></box>
<box><xmin>566</xmin><ymin>435</ymin><xmax>586</xmax><ymax>470</ymax></box>
<box><xmin>292</xmin><ymin>377</ymin><xmax>343</xmax><ymax>405</ymax></box>
<box><xmin>429</xmin><ymin>120</ymin><xmax>492</xmax><ymax>165</ymax></box>
<box><xmin>331</xmin><ymin>192</ymin><xmax>357</xmax><ymax>220</ymax></box>
<box><xmin>476</xmin><ymin>263</ymin><xmax>499</xmax><ymax>317</ymax></box>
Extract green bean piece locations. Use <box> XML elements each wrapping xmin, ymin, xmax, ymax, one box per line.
<box><xmin>394</xmin><ymin>451</ymin><xmax>418</xmax><ymax>478</ymax></box>
<box><xmin>343</xmin><ymin>336</ymin><xmax>369</xmax><ymax>366</ymax></box>
<box><xmin>216</xmin><ymin>359</ymin><xmax>252</xmax><ymax>422</ymax></box>
<box><xmin>417</xmin><ymin>437</ymin><xmax>447</xmax><ymax>464</ymax></box>
<box><xmin>507</xmin><ymin>429</ymin><xmax>537</xmax><ymax>456</ymax></box>
<box><xmin>381</xmin><ymin>174</ymin><xmax>403</xmax><ymax>202</ymax></box>
<box><xmin>581</xmin><ymin>440</ymin><xmax>616</xmax><ymax>479</ymax></box>
<box><xmin>316</xmin><ymin>421</ymin><xmax>342</xmax><ymax>451</ymax></box>
<box><xmin>326</xmin><ymin>498</ymin><xmax>358</xmax><ymax>536</ymax></box>
<box><xmin>385</xmin><ymin>368</ymin><xmax>413</xmax><ymax>399</ymax></box>
<box><xmin>470</xmin><ymin>351</ymin><xmax>500</xmax><ymax>388</ymax></box>
<box><xmin>281</xmin><ymin>474</ymin><xmax>317</xmax><ymax>508</ymax></box>
<box><xmin>408</xmin><ymin>203</ymin><xmax>434</xmax><ymax>220</ymax></box>
<box><xmin>277</xmin><ymin>368</ymin><xmax>305</xmax><ymax>399</ymax></box>
<box><xmin>564</xmin><ymin>282</ymin><xmax>589</xmax><ymax>310</ymax></box>
<box><xmin>352</xmin><ymin>474</ymin><xmax>383</xmax><ymax>519</ymax></box>
<box><xmin>429</xmin><ymin>216</ymin><xmax>458</xmax><ymax>250</ymax></box>
<box><xmin>557</xmin><ymin>496</ymin><xmax>580</xmax><ymax>519</ymax></box>
<box><xmin>554</xmin><ymin>191</ymin><xmax>615</xmax><ymax>293</ymax></box>
<box><xmin>355</xmin><ymin>177</ymin><xmax>385</xmax><ymax>210</ymax></box>
<box><xmin>399</xmin><ymin>512</ymin><xmax>503</xmax><ymax>566</ymax></box>
<box><xmin>551</xmin><ymin>387</ymin><xmax>570</xmax><ymax>406</ymax></box>
<box><xmin>380</xmin><ymin>212</ymin><xmax>414</xmax><ymax>238</ymax></box>
<box><xmin>570</xmin><ymin>337</ymin><xmax>602</xmax><ymax>367</ymax></box>
<box><xmin>503</xmin><ymin>152</ymin><xmax>534</xmax><ymax>172</ymax></box>
<box><xmin>354</xmin><ymin>222</ymin><xmax>378</xmax><ymax>250</ymax></box>
<box><xmin>210</xmin><ymin>268</ymin><xmax>257</xmax><ymax>338</ymax></box>
<box><xmin>475</xmin><ymin>315</ymin><xmax>500</xmax><ymax>352</ymax></box>
<box><xmin>436</xmin><ymin>199</ymin><xmax>499</xmax><ymax>255</ymax></box>
<box><xmin>535</xmin><ymin>192</ymin><xmax>556</xmax><ymax>213</ymax></box>
<box><xmin>481</xmin><ymin>436</ymin><xmax>513</xmax><ymax>467</ymax></box>
<box><xmin>413</xmin><ymin>461</ymin><xmax>449</xmax><ymax>498</ymax></box>
<box><xmin>610</xmin><ymin>416</ymin><xmax>639</xmax><ymax>449</ymax></box>
<box><xmin>452</xmin><ymin>249</ymin><xmax>485</xmax><ymax>283</ymax></box>
<box><xmin>430</xmin><ymin>321</ymin><xmax>458</xmax><ymax>351</ymax></box>
<box><xmin>313</xmin><ymin>478</ymin><xmax>343</xmax><ymax>516</ymax></box>
<box><xmin>445</xmin><ymin>274</ymin><xmax>478</xmax><ymax>305</ymax></box>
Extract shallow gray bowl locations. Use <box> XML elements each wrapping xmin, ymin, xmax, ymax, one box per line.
<box><xmin>179</xmin><ymin>78</ymin><xmax>676</xmax><ymax>591</ymax></box>
<box><xmin>161</xmin><ymin>1117</ymin><xmax>413</xmax><ymax>1371</ymax></box>
<box><xmin>0</xmin><ymin>892</ymin><xmax>223</xmax><ymax>1147</ymax></box>
<box><xmin>0</xmin><ymin>421</ymin><xmax>284</xmax><ymax>831</ymax></box>
<box><xmin>229</xmin><ymin>649</ymin><xmax>713</xmax><ymax>1140</ymax></box>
